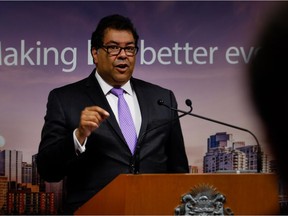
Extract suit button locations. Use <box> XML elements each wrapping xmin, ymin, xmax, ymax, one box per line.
<box><xmin>129</xmin><ymin>163</ymin><xmax>135</xmax><ymax>173</ymax></box>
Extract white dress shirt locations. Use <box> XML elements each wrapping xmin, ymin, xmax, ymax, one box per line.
<box><xmin>73</xmin><ymin>71</ymin><xmax>142</xmax><ymax>153</ymax></box>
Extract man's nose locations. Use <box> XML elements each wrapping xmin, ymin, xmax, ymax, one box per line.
<box><xmin>117</xmin><ymin>48</ymin><xmax>128</xmax><ymax>58</ymax></box>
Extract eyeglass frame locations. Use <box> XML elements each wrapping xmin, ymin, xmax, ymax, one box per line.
<box><xmin>100</xmin><ymin>45</ymin><xmax>139</xmax><ymax>56</ymax></box>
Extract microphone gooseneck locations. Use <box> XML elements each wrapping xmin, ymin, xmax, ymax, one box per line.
<box><xmin>160</xmin><ymin>99</ymin><xmax>263</xmax><ymax>173</ymax></box>
<box><xmin>158</xmin><ymin>99</ymin><xmax>193</xmax><ymax>118</ymax></box>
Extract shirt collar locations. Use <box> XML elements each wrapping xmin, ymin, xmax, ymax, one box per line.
<box><xmin>95</xmin><ymin>70</ymin><xmax>133</xmax><ymax>96</ymax></box>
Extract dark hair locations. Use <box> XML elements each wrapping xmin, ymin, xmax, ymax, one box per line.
<box><xmin>249</xmin><ymin>3</ymin><xmax>288</xmax><ymax>181</ymax></box>
<box><xmin>91</xmin><ymin>14</ymin><xmax>139</xmax><ymax>51</ymax></box>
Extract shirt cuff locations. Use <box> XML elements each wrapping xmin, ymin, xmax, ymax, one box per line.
<box><xmin>73</xmin><ymin>129</ymin><xmax>87</xmax><ymax>154</ymax></box>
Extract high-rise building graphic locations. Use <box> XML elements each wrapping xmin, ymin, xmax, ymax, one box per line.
<box><xmin>6</xmin><ymin>191</ymin><xmax>56</xmax><ymax>214</ymax></box>
<box><xmin>0</xmin><ymin>150</ymin><xmax>59</xmax><ymax>214</ymax></box>
<box><xmin>0</xmin><ymin>150</ymin><xmax>23</xmax><ymax>189</ymax></box>
<box><xmin>22</xmin><ymin>162</ymin><xmax>32</xmax><ymax>184</ymax></box>
<box><xmin>0</xmin><ymin>176</ymin><xmax>8</xmax><ymax>213</ymax></box>
<box><xmin>207</xmin><ymin>132</ymin><xmax>233</xmax><ymax>149</ymax></box>
<box><xmin>203</xmin><ymin>132</ymin><xmax>267</xmax><ymax>173</ymax></box>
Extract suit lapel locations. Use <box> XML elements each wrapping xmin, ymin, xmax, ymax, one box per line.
<box><xmin>82</xmin><ymin>72</ymin><xmax>151</xmax><ymax>156</ymax></box>
<box><xmin>131</xmin><ymin>78</ymin><xmax>149</xmax><ymax>146</ymax></box>
<box><xmin>83</xmin><ymin>70</ymin><xmax>127</xmax><ymax>148</ymax></box>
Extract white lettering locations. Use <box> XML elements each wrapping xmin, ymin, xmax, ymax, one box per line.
<box><xmin>194</xmin><ymin>47</ymin><xmax>208</xmax><ymax>64</ymax></box>
<box><xmin>140</xmin><ymin>40</ymin><xmax>156</xmax><ymax>65</ymax></box>
<box><xmin>36</xmin><ymin>41</ymin><xmax>41</xmax><ymax>65</ymax></box>
<box><xmin>226</xmin><ymin>46</ymin><xmax>240</xmax><ymax>64</ymax></box>
<box><xmin>0</xmin><ymin>39</ymin><xmax>260</xmax><ymax>72</ymax></box>
<box><xmin>61</xmin><ymin>47</ymin><xmax>77</xmax><ymax>72</ymax></box>
<box><xmin>158</xmin><ymin>47</ymin><xmax>172</xmax><ymax>65</ymax></box>
<box><xmin>21</xmin><ymin>40</ymin><xmax>35</xmax><ymax>65</ymax></box>
<box><xmin>240</xmin><ymin>47</ymin><xmax>255</xmax><ymax>63</ymax></box>
<box><xmin>226</xmin><ymin>46</ymin><xmax>257</xmax><ymax>64</ymax></box>
<box><xmin>140</xmin><ymin>40</ymin><xmax>218</xmax><ymax>65</ymax></box>
<box><xmin>5</xmin><ymin>48</ymin><xmax>18</xmax><ymax>65</ymax></box>
<box><xmin>88</xmin><ymin>40</ymin><xmax>93</xmax><ymax>65</ymax></box>
<box><xmin>0</xmin><ymin>40</ymin><xmax>78</xmax><ymax>72</ymax></box>
<box><xmin>183</xmin><ymin>43</ymin><xmax>193</xmax><ymax>64</ymax></box>
<box><xmin>172</xmin><ymin>43</ymin><xmax>182</xmax><ymax>65</ymax></box>
<box><xmin>43</xmin><ymin>47</ymin><xmax>59</xmax><ymax>65</ymax></box>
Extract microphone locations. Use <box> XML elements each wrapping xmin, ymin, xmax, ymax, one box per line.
<box><xmin>132</xmin><ymin>99</ymin><xmax>193</xmax><ymax>174</ymax></box>
<box><xmin>159</xmin><ymin>99</ymin><xmax>263</xmax><ymax>173</ymax></box>
<box><xmin>158</xmin><ymin>99</ymin><xmax>193</xmax><ymax>118</ymax></box>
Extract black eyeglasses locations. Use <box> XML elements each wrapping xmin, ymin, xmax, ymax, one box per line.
<box><xmin>101</xmin><ymin>45</ymin><xmax>138</xmax><ymax>56</ymax></box>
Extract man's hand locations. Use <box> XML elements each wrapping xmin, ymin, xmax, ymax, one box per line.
<box><xmin>76</xmin><ymin>106</ymin><xmax>110</xmax><ymax>145</ymax></box>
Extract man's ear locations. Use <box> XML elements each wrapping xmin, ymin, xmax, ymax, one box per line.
<box><xmin>91</xmin><ymin>47</ymin><xmax>98</xmax><ymax>64</ymax></box>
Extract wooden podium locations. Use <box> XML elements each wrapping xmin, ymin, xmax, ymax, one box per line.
<box><xmin>74</xmin><ymin>173</ymin><xmax>280</xmax><ymax>215</ymax></box>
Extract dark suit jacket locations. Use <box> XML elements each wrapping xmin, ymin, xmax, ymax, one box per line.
<box><xmin>37</xmin><ymin>69</ymin><xmax>189</xmax><ymax>214</ymax></box>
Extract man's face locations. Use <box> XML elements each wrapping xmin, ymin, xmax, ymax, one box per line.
<box><xmin>92</xmin><ymin>28</ymin><xmax>137</xmax><ymax>87</ymax></box>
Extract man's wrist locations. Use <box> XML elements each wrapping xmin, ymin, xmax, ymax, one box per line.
<box><xmin>73</xmin><ymin>129</ymin><xmax>86</xmax><ymax>154</ymax></box>
<box><xmin>75</xmin><ymin>128</ymin><xmax>86</xmax><ymax>145</ymax></box>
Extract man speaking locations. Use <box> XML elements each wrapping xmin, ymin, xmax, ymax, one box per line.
<box><xmin>36</xmin><ymin>14</ymin><xmax>189</xmax><ymax>214</ymax></box>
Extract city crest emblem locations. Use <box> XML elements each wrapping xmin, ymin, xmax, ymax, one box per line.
<box><xmin>174</xmin><ymin>184</ymin><xmax>233</xmax><ymax>215</ymax></box>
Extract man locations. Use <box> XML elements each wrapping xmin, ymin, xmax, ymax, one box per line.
<box><xmin>248</xmin><ymin>2</ymin><xmax>288</xmax><ymax>209</ymax></box>
<box><xmin>37</xmin><ymin>14</ymin><xmax>189</xmax><ymax>214</ymax></box>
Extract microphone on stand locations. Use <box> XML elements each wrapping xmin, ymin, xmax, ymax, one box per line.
<box><xmin>157</xmin><ymin>99</ymin><xmax>193</xmax><ymax>118</ymax></box>
<box><xmin>132</xmin><ymin>99</ymin><xmax>193</xmax><ymax>174</ymax></box>
<box><xmin>158</xmin><ymin>99</ymin><xmax>263</xmax><ymax>173</ymax></box>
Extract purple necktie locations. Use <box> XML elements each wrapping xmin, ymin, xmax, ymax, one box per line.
<box><xmin>110</xmin><ymin>88</ymin><xmax>137</xmax><ymax>154</ymax></box>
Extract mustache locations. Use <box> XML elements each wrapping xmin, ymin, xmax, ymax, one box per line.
<box><xmin>114</xmin><ymin>59</ymin><xmax>130</xmax><ymax>67</ymax></box>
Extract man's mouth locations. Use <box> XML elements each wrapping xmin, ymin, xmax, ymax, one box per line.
<box><xmin>116</xmin><ymin>64</ymin><xmax>128</xmax><ymax>69</ymax></box>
